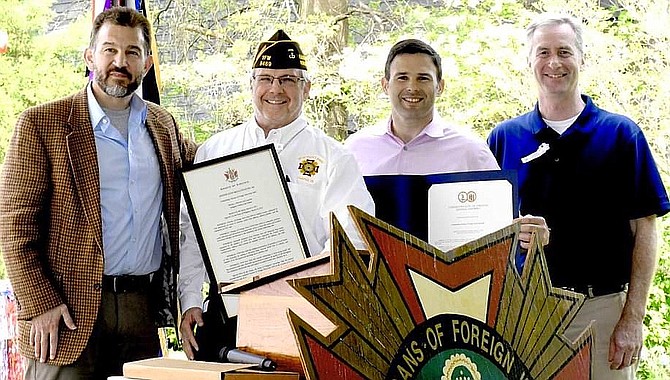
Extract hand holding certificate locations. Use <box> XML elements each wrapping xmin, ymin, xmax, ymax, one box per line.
<box><xmin>364</xmin><ymin>170</ymin><xmax>518</xmax><ymax>252</ymax></box>
<box><xmin>180</xmin><ymin>144</ymin><xmax>309</xmax><ymax>286</ymax></box>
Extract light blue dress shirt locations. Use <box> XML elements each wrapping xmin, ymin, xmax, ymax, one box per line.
<box><xmin>87</xmin><ymin>84</ymin><xmax>163</xmax><ymax>276</ymax></box>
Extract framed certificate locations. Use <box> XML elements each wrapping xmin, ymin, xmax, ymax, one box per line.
<box><xmin>364</xmin><ymin>170</ymin><xmax>518</xmax><ymax>252</ymax></box>
<box><xmin>180</xmin><ymin>144</ymin><xmax>309</xmax><ymax>286</ymax></box>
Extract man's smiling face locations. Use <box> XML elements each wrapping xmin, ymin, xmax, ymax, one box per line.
<box><xmin>251</xmin><ymin>68</ymin><xmax>310</xmax><ymax>133</ymax></box>
<box><xmin>383</xmin><ymin>53</ymin><xmax>444</xmax><ymax>125</ymax></box>
<box><xmin>529</xmin><ymin>23</ymin><xmax>583</xmax><ymax>98</ymax></box>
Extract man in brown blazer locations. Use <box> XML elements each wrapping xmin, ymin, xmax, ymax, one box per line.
<box><xmin>0</xmin><ymin>7</ymin><xmax>194</xmax><ymax>379</ymax></box>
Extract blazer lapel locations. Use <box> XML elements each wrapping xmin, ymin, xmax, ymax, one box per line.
<box><xmin>145</xmin><ymin>107</ymin><xmax>173</xmax><ymax>197</ymax></box>
<box><xmin>66</xmin><ymin>89</ymin><xmax>103</xmax><ymax>251</ymax></box>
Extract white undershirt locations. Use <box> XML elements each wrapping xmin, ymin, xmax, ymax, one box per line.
<box><xmin>543</xmin><ymin>114</ymin><xmax>579</xmax><ymax>135</ymax></box>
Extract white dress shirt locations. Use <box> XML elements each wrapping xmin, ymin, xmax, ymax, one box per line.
<box><xmin>178</xmin><ymin>116</ymin><xmax>375</xmax><ymax>312</ymax></box>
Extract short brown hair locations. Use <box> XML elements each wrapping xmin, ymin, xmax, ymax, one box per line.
<box><xmin>385</xmin><ymin>39</ymin><xmax>442</xmax><ymax>81</ymax></box>
<box><xmin>89</xmin><ymin>7</ymin><xmax>151</xmax><ymax>53</ymax></box>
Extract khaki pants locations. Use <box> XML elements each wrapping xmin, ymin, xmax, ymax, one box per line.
<box><xmin>24</xmin><ymin>290</ymin><xmax>160</xmax><ymax>380</ymax></box>
<box><xmin>564</xmin><ymin>291</ymin><xmax>638</xmax><ymax>380</ymax></box>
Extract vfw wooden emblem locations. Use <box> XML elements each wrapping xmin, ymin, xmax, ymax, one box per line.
<box><xmin>288</xmin><ymin>207</ymin><xmax>592</xmax><ymax>379</ymax></box>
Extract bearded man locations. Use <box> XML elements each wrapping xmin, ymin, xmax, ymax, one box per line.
<box><xmin>0</xmin><ymin>7</ymin><xmax>195</xmax><ymax>380</ymax></box>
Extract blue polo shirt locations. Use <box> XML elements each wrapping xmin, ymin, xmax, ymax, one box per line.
<box><xmin>488</xmin><ymin>95</ymin><xmax>669</xmax><ymax>287</ymax></box>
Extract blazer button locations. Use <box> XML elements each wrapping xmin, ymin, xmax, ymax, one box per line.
<box><xmin>93</xmin><ymin>283</ymin><xmax>102</xmax><ymax>291</ymax></box>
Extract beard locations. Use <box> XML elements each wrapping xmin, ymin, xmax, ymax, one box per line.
<box><xmin>94</xmin><ymin>67</ymin><xmax>144</xmax><ymax>98</ymax></box>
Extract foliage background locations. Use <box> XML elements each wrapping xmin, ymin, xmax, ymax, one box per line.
<box><xmin>0</xmin><ymin>0</ymin><xmax>668</xmax><ymax>377</ymax></box>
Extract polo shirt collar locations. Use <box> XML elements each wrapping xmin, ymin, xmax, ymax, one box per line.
<box><xmin>531</xmin><ymin>94</ymin><xmax>595</xmax><ymax>136</ymax></box>
<box><xmin>573</xmin><ymin>95</ymin><xmax>597</xmax><ymax>132</ymax></box>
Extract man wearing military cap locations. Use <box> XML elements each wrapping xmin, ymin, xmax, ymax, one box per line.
<box><xmin>253</xmin><ymin>29</ymin><xmax>307</xmax><ymax>70</ymax></box>
<box><xmin>177</xmin><ymin>29</ymin><xmax>375</xmax><ymax>359</ymax></box>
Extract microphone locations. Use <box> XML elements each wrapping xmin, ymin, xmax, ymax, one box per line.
<box><xmin>217</xmin><ymin>346</ymin><xmax>277</xmax><ymax>371</ymax></box>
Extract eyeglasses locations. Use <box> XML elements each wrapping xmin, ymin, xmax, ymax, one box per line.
<box><xmin>252</xmin><ymin>74</ymin><xmax>306</xmax><ymax>87</ymax></box>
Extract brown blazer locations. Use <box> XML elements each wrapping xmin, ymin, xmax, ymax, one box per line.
<box><xmin>0</xmin><ymin>88</ymin><xmax>195</xmax><ymax>365</ymax></box>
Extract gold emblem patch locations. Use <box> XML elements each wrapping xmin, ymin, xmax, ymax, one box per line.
<box><xmin>298</xmin><ymin>159</ymin><xmax>319</xmax><ymax>177</ymax></box>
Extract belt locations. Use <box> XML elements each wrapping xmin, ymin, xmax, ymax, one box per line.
<box><xmin>102</xmin><ymin>273</ymin><xmax>153</xmax><ymax>294</ymax></box>
<box><xmin>562</xmin><ymin>283</ymin><xmax>628</xmax><ymax>298</ymax></box>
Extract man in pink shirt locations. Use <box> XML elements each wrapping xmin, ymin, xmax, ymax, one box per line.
<box><xmin>345</xmin><ymin>39</ymin><xmax>499</xmax><ymax>175</ymax></box>
<box><xmin>345</xmin><ymin>38</ymin><xmax>548</xmax><ymax>251</ymax></box>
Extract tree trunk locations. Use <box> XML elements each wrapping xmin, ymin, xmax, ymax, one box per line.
<box><xmin>298</xmin><ymin>0</ymin><xmax>349</xmax><ymax>141</ymax></box>
<box><xmin>299</xmin><ymin>0</ymin><xmax>348</xmax><ymax>48</ymax></box>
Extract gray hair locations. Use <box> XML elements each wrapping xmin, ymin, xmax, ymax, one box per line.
<box><xmin>526</xmin><ymin>13</ymin><xmax>584</xmax><ymax>58</ymax></box>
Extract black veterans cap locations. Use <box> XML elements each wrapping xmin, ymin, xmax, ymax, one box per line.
<box><xmin>252</xmin><ymin>29</ymin><xmax>307</xmax><ymax>70</ymax></box>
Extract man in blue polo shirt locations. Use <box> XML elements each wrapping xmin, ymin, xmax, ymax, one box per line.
<box><xmin>487</xmin><ymin>13</ymin><xmax>669</xmax><ymax>380</ymax></box>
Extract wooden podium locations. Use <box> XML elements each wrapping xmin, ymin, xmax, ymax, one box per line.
<box><xmin>218</xmin><ymin>207</ymin><xmax>593</xmax><ymax>379</ymax></box>
<box><xmin>220</xmin><ymin>254</ymin><xmax>335</xmax><ymax>375</ymax></box>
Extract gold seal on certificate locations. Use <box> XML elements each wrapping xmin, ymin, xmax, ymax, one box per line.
<box><xmin>180</xmin><ymin>144</ymin><xmax>309</xmax><ymax>286</ymax></box>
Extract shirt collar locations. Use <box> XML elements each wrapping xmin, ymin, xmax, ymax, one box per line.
<box><xmin>532</xmin><ymin>94</ymin><xmax>594</xmax><ymax>136</ymax></box>
<box><xmin>248</xmin><ymin>116</ymin><xmax>308</xmax><ymax>146</ymax></box>
<box><xmin>421</xmin><ymin>112</ymin><xmax>446</xmax><ymax>138</ymax></box>
<box><xmin>381</xmin><ymin>111</ymin><xmax>445</xmax><ymax>140</ymax></box>
<box><xmin>87</xmin><ymin>82</ymin><xmax>147</xmax><ymax>131</ymax></box>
